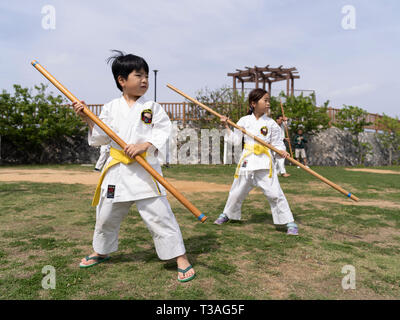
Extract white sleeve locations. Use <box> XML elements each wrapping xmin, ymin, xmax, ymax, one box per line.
<box><xmin>88</xmin><ymin>104</ymin><xmax>112</xmax><ymax>147</ymax></box>
<box><xmin>271</xmin><ymin>122</ymin><xmax>286</xmax><ymax>156</ymax></box>
<box><xmin>147</xmin><ymin>102</ymin><xmax>171</xmax><ymax>152</ymax></box>
<box><xmin>224</xmin><ymin>117</ymin><xmax>244</xmax><ymax>145</ymax></box>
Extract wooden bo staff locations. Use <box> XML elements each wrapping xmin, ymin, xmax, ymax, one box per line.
<box><xmin>279</xmin><ymin>99</ymin><xmax>294</xmax><ymax>159</ymax></box>
<box><xmin>167</xmin><ymin>84</ymin><xmax>359</xmax><ymax>202</ymax></box>
<box><xmin>31</xmin><ymin>60</ymin><xmax>207</xmax><ymax>222</ymax></box>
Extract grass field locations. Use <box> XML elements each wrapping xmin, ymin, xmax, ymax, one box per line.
<box><xmin>0</xmin><ymin>164</ymin><xmax>399</xmax><ymax>300</ymax></box>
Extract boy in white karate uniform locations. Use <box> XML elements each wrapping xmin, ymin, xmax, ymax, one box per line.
<box><xmin>72</xmin><ymin>51</ymin><xmax>195</xmax><ymax>282</ymax></box>
<box><xmin>214</xmin><ymin>89</ymin><xmax>298</xmax><ymax>235</ymax></box>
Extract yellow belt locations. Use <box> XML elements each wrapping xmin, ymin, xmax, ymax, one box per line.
<box><xmin>92</xmin><ymin>147</ymin><xmax>160</xmax><ymax>207</ymax></box>
<box><xmin>234</xmin><ymin>143</ymin><xmax>273</xmax><ymax>179</ymax></box>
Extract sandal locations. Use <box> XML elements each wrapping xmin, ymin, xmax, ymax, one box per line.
<box><xmin>79</xmin><ymin>255</ymin><xmax>110</xmax><ymax>268</ymax></box>
<box><xmin>177</xmin><ymin>265</ymin><xmax>196</xmax><ymax>283</ymax></box>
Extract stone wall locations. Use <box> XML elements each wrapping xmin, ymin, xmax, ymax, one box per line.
<box><xmin>0</xmin><ymin>135</ymin><xmax>99</xmax><ymax>165</ymax></box>
<box><xmin>306</xmin><ymin>127</ymin><xmax>392</xmax><ymax>166</ymax></box>
<box><xmin>170</xmin><ymin>125</ymin><xmax>396</xmax><ymax>167</ymax></box>
<box><xmin>1</xmin><ymin>126</ymin><xmax>397</xmax><ymax>166</ymax></box>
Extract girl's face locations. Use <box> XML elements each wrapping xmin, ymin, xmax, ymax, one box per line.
<box><xmin>251</xmin><ymin>93</ymin><xmax>270</xmax><ymax>115</ymax></box>
<box><xmin>118</xmin><ymin>68</ymin><xmax>149</xmax><ymax>97</ymax></box>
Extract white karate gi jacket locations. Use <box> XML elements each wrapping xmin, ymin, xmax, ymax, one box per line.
<box><xmin>225</xmin><ymin>113</ymin><xmax>286</xmax><ymax>175</ymax></box>
<box><xmin>88</xmin><ymin>95</ymin><xmax>169</xmax><ymax>202</ymax></box>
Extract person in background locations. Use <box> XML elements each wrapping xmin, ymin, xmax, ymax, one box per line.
<box><xmin>94</xmin><ymin>144</ymin><xmax>111</xmax><ymax>172</ymax></box>
<box><xmin>275</xmin><ymin>115</ymin><xmax>290</xmax><ymax>177</ymax></box>
<box><xmin>294</xmin><ymin>128</ymin><xmax>309</xmax><ymax>168</ymax></box>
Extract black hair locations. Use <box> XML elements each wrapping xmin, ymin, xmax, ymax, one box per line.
<box><xmin>247</xmin><ymin>88</ymin><xmax>269</xmax><ymax>115</ymax></box>
<box><xmin>107</xmin><ymin>50</ymin><xmax>149</xmax><ymax>92</ymax></box>
<box><xmin>276</xmin><ymin>115</ymin><xmax>283</xmax><ymax>120</ymax></box>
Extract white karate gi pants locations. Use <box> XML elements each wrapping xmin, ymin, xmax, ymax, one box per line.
<box><xmin>93</xmin><ymin>195</ymin><xmax>186</xmax><ymax>260</ymax></box>
<box><xmin>275</xmin><ymin>157</ymin><xmax>287</xmax><ymax>175</ymax></box>
<box><xmin>223</xmin><ymin>169</ymin><xmax>294</xmax><ymax>225</ymax></box>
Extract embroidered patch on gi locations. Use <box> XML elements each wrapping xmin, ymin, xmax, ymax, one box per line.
<box><xmin>141</xmin><ymin>109</ymin><xmax>152</xmax><ymax>124</ymax></box>
<box><xmin>260</xmin><ymin>126</ymin><xmax>268</xmax><ymax>136</ymax></box>
<box><xmin>242</xmin><ymin>160</ymin><xmax>248</xmax><ymax>168</ymax></box>
<box><xmin>107</xmin><ymin>185</ymin><xmax>115</xmax><ymax>198</ymax></box>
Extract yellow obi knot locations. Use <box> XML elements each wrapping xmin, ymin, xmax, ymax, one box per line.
<box><xmin>91</xmin><ymin>147</ymin><xmax>147</xmax><ymax>207</ymax></box>
<box><xmin>234</xmin><ymin>143</ymin><xmax>273</xmax><ymax>179</ymax></box>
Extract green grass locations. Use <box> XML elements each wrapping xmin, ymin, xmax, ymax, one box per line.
<box><xmin>0</xmin><ymin>164</ymin><xmax>399</xmax><ymax>299</ymax></box>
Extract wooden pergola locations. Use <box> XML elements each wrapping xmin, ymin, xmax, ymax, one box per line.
<box><xmin>228</xmin><ymin>65</ymin><xmax>300</xmax><ymax>97</ymax></box>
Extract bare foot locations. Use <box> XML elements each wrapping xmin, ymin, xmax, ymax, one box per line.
<box><xmin>176</xmin><ymin>254</ymin><xmax>195</xmax><ymax>281</ymax></box>
<box><xmin>282</xmin><ymin>173</ymin><xmax>291</xmax><ymax>177</ymax></box>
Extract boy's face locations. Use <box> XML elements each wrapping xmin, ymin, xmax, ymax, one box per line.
<box><xmin>276</xmin><ymin>116</ymin><xmax>283</xmax><ymax>125</ymax></box>
<box><xmin>298</xmin><ymin>129</ymin><xmax>303</xmax><ymax>135</ymax></box>
<box><xmin>118</xmin><ymin>68</ymin><xmax>149</xmax><ymax>97</ymax></box>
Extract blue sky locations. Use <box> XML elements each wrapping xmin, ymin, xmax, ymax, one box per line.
<box><xmin>1</xmin><ymin>0</ymin><xmax>399</xmax><ymax>117</ymax></box>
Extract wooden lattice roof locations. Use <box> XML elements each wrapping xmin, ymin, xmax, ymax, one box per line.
<box><xmin>228</xmin><ymin>65</ymin><xmax>300</xmax><ymax>96</ymax></box>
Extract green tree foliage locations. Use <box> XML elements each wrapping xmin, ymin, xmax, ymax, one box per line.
<box><xmin>376</xmin><ymin>114</ymin><xmax>400</xmax><ymax>165</ymax></box>
<box><xmin>193</xmin><ymin>87</ymin><xmax>331</xmax><ymax>137</ymax></box>
<box><xmin>270</xmin><ymin>91</ymin><xmax>331</xmax><ymax>136</ymax></box>
<box><xmin>0</xmin><ymin>84</ymin><xmax>87</xmax><ymax>163</ymax></box>
<box><xmin>193</xmin><ymin>86</ymin><xmax>247</xmax><ymax>129</ymax></box>
<box><xmin>335</xmin><ymin>105</ymin><xmax>373</xmax><ymax>165</ymax></box>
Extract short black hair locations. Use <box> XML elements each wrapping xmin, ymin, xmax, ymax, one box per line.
<box><xmin>276</xmin><ymin>115</ymin><xmax>283</xmax><ymax>120</ymax></box>
<box><xmin>107</xmin><ymin>50</ymin><xmax>149</xmax><ymax>91</ymax></box>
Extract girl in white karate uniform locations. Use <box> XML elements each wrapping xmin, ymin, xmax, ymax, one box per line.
<box><xmin>214</xmin><ymin>88</ymin><xmax>298</xmax><ymax>235</ymax></box>
<box><xmin>72</xmin><ymin>51</ymin><xmax>195</xmax><ymax>282</ymax></box>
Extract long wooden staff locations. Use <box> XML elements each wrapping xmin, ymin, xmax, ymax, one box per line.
<box><xmin>31</xmin><ymin>60</ymin><xmax>207</xmax><ymax>222</ymax></box>
<box><xmin>167</xmin><ymin>84</ymin><xmax>359</xmax><ymax>202</ymax></box>
<box><xmin>279</xmin><ymin>99</ymin><xmax>294</xmax><ymax>159</ymax></box>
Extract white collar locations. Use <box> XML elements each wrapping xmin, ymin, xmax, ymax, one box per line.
<box><xmin>251</xmin><ymin>113</ymin><xmax>268</xmax><ymax>121</ymax></box>
<box><xmin>120</xmin><ymin>95</ymin><xmax>146</xmax><ymax>108</ymax></box>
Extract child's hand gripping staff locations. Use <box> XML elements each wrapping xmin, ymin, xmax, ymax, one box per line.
<box><xmin>167</xmin><ymin>84</ymin><xmax>360</xmax><ymax>202</ymax></box>
<box><xmin>31</xmin><ymin>60</ymin><xmax>207</xmax><ymax>222</ymax></box>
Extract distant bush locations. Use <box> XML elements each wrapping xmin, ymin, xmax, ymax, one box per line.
<box><xmin>334</xmin><ymin>105</ymin><xmax>373</xmax><ymax>165</ymax></box>
<box><xmin>270</xmin><ymin>91</ymin><xmax>331</xmax><ymax>136</ymax></box>
<box><xmin>376</xmin><ymin>114</ymin><xmax>400</xmax><ymax>165</ymax></box>
<box><xmin>0</xmin><ymin>84</ymin><xmax>87</xmax><ymax>163</ymax></box>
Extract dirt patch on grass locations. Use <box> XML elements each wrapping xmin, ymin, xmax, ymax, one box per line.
<box><xmin>345</xmin><ymin>168</ymin><xmax>400</xmax><ymax>175</ymax></box>
<box><xmin>2</xmin><ymin>168</ymin><xmax>397</xmax><ymax>209</ymax></box>
<box><xmin>0</xmin><ymin>169</ymin><xmax>101</xmax><ymax>185</ymax></box>
<box><xmin>359</xmin><ymin>227</ymin><xmax>400</xmax><ymax>243</ymax></box>
<box><xmin>0</xmin><ymin>168</ymin><xmax>235</xmax><ymax>193</ymax></box>
<box><xmin>286</xmin><ymin>195</ymin><xmax>400</xmax><ymax>210</ymax></box>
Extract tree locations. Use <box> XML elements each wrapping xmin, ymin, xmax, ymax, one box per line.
<box><xmin>335</xmin><ymin>105</ymin><xmax>373</xmax><ymax>165</ymax></box>
<box><xmin>193</xmin><ymin>86</ymin><xmax>247</xmax><ymax>129</ymax></box>
<box><xmin>270</xmin><ymin>91</ymin><xmax>331</xmax><ymax>136</ymax></box>
<box><xmin>0</xmin><ymin>84</ymin><xmax>87</xmax><ymax>163</ymax></box>
<box><xmin>193</xmin><ymin>87</ymin><xmax>331</xmax><ymax>137</ymax></box>
<box><xmin>376</xmin><ymin>114</ymin><xmax>400</xmax><ymax>165</ymax></box>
